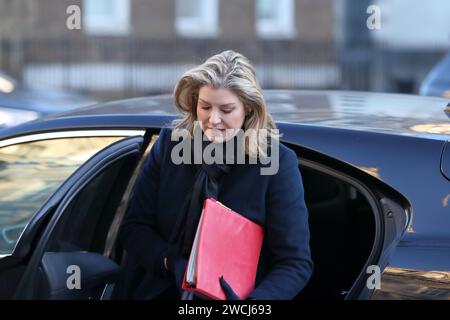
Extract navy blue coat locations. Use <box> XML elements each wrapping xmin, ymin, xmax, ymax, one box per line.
<box><xmin>119</xmin><ymin>128</ymin><xmax>313</xmax><ymax>300</ymax></box>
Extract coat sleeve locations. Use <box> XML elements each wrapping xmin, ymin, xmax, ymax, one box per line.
<box><xmin>249</xmin><ymin>146</ymin><xmax>313</xmax><ymax>300</ymax></box>
<box><xmin>119</xmin><ymin>128</ymin><xmax>171</xmax><ymax>275</ymax></box>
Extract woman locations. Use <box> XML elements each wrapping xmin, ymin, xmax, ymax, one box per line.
<box><xmin>119</xmin><ymin>50</ymin><xmax>313</xmax><ymax>300</ymax></box>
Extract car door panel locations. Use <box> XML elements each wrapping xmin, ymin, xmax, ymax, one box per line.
<box><xmin>40</xmin><ymin>252</ymin><xmax>119</xmax><ymax>300</ymax></box>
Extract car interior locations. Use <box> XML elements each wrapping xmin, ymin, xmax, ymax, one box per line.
<box><xmin>26</xmin><ymin>134</ymin><xmax>376</xmax><ymax>300</ymax></box>
<box><xmin>296</xmin><ymin>165</ymin><xmax>375</xmax><ymax>299</ymax></box>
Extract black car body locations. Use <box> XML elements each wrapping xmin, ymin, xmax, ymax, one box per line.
<box><xmin>0</xmin><ymin>90</ymin><xmax>449</xmax><ymax>300</ymax></box>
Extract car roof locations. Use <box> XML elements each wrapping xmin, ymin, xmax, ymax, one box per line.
<box><xmin>1</xmin><ymin>90</ymin><xmax>449</xmax><ymax>141</ymax></box>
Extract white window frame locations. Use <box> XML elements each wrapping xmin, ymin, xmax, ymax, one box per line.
<box><xmin>83</xmin><ymin>0</ymin><xmax>130</xmax><ymax>36</ymax></box>
<box><xmin>256</xmin><ymin>0</ymin><xmax>295</xmax><ymax>39</ymax></box>
<box><xmin>175</xmin><ymin>0</ymin><xmax>219</xmax><ymax>38</ymax></box>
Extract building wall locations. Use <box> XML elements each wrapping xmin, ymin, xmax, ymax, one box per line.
<box><xmin>296</xmin><ymin>0</ymin><xmax>334</xmax><ymax>43</ymax></box>
<box><xmin>6</xmin><ymin>0</ymin><xmax>334</xmax><ymax>61</ymax></box>
<box><xmin>0</xmin><ymin>0</ymin><xmax>32</xmax><ymax>38</ymax></box>
<box><xmin>0</xmin><ymin>0</ymin><xmax>338</xmax><ymax>94</ymax></box>
<box><xmin>2</xmin><ymin>0</ymin><xmax>335</xmax><ymax>42</ymax></box>
<box><xmin>132</xmin><ymin>0</ymin><xmax>176</xmax><ymax>39</ymax></box>
<box><xmin>23</xmin><ymin>0</ymin><xmax>81</xmax><ymax>39</ymax></box>
<box><xmin>220</xmin><ymin>0</ymin><xmax>256</xmax><ymax>39</ymax></box>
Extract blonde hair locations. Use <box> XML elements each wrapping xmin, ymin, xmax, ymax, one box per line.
<box><xmin>173</xmin><ymin>50</ymin><xmax>279</xmax><ymax>158</ymax></box>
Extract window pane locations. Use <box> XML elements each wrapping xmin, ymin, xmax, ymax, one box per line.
<box><xmin>177</xmin><ymin>0</ymin><xmax>198</xmax><ymax>19</ymax></box>
<box><xmin>257</xmin><ymin>0</ymin><xmax>278</xmax><ymax>20</ymax></box>
<box><xmin>85</xmin><ymin>0</ymin><xmax>113</xmax><ymax>17</ymax></box>
<box><xmin>175</xmin><ymin>0</ymin><xmax>218</xmax><ymax>38</ymax></box>
<box><xmin>0</xmin><ymin>136</ymin><xmax>123</xmax><ymax>255</ymax></box>
<box><xmin>256</xmin><ymin>0</ymin><xmax>294</xmax><ymax>39</ymax></box>
<box><xmin>83</xmin><ymin>0</ymin><xmax>130</xmax><ymax>35</ymax></box>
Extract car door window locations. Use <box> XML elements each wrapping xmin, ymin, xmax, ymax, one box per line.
<box><xmin>45</xmin><ymin>156</ymin><xmax>136</xmax><ymax>254</ymax></box>
<box><xmin>0</xmin><ymin>136</ymin><xmax>124</xmax><ymax>255</ymax></box>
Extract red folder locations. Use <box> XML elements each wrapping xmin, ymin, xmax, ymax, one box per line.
<box><xmin>182</xmin><ymin>198</ymin><xmax>264</xmax><ymax>300</ymax></box>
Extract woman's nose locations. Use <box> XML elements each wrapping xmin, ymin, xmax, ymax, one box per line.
<box><xmin>209</xmin><ymin>109</ymin><xmax>221</xmax><ymax>125</ymax></box>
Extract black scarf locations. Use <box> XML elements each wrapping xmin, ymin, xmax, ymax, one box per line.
<box><xmin>168</xmin><ymin>130</ymin><xmax>242</xmax><ymax>258</ymax></box>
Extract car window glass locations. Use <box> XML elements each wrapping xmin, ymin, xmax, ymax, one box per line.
<box><xmin>44</xmin><ymin>152</ymin><xmax>138</xmax><ymax>255</ymax></box>
<box><xmin>0</xmin><ymin>136</ymin><xmax>123</xmax><ymax>255</ymax></box>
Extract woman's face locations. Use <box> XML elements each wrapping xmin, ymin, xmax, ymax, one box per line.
<box><xmin>196</xmin><ymin>86</ymin><xmax>246</xmax><ymax>143</ymax></box>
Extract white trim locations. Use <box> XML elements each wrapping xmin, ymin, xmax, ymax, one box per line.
<box><xmin>256</xmin><ymin>0</ymin><xmax>295</xmax><ymax>39</ymax></box>
<box><xmin>175</xmin><ymin>0</ymin><xmax>219</xmax><ymax>38</ymax></box>
<box><xmin>0</xmin><ymin>130</ymin><xmax>145</xmax><ymax>148</ymax></box>
<box><xmin>83</xmin><ymin>0</ymin><xmax>130</xmax><ymax>36</ymax></box>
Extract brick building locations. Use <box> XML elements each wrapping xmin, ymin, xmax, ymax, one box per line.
<box><xmin>0</xmin><ymin>0</ymin><xmax>339</xmax><ymax>98</ymax></box>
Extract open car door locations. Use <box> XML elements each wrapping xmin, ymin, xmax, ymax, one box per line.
<box><xmin>12</xmin><ymin>134</ymin><xmax>147</xmax><ymax>299</ymax></box>
<box><xmin>290</xmin><ymin>145</ymin><xmax>411</xmax><ymax>300</ymax></box>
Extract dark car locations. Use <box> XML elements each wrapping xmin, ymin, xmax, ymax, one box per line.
<box><xmin>0</xmin><ymin>70</ymin><xmax>96</xmax><ymax>128</ymax></box>
<box><xmin>0</xmin><ymin>90</ymin><xmax>449</xmax><ymax>300</ymax></box>
<box><xmin>419</xmin><ymin>52</ymin><xmax>450</xmax><ymax>98</ymax></box>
